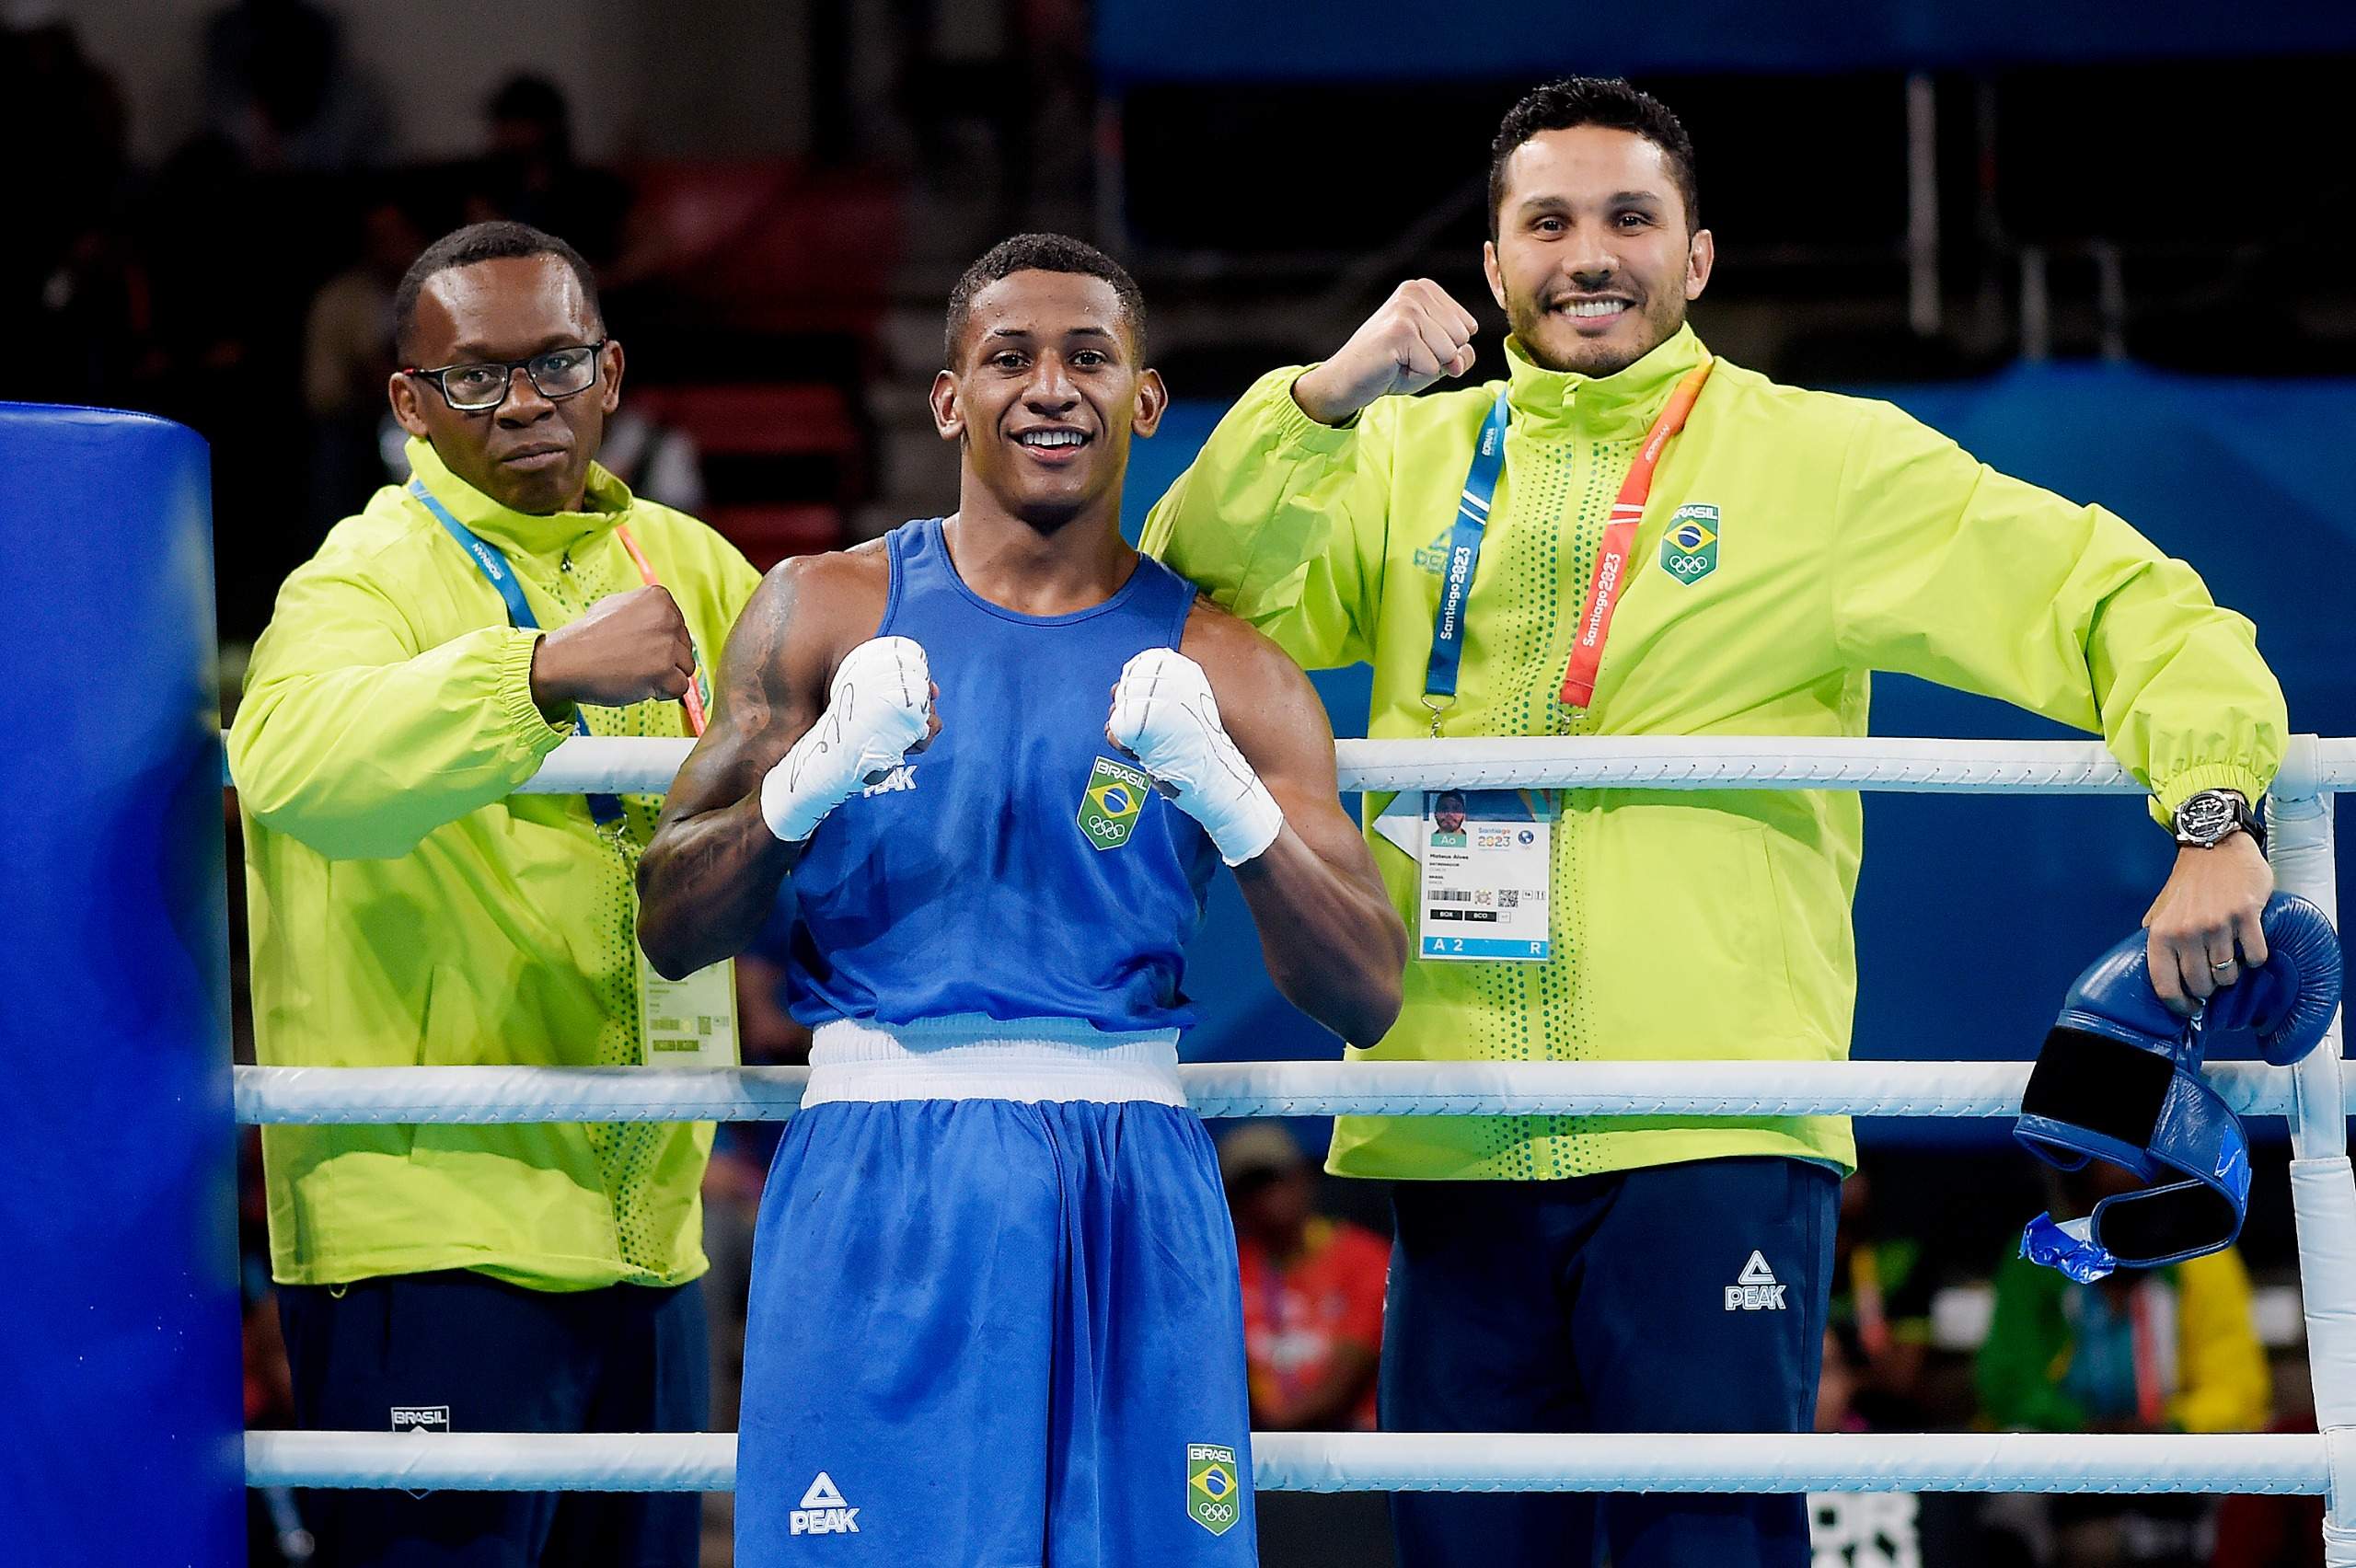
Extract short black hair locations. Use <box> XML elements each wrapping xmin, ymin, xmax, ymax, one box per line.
<box><xmin>943</xmin><ymin>233</ymin><xmax>1147</xmax><ymax>366</ymax></box>
<box><xmin>1488</xmin><ymin>77</ymin><xmax>1700</xmax><ymax>240</ymax></box>
<box><xmin>1437</xmin><ymin>790</ymin><xmax>1467</xmax><ymax>810</ymax></box>
<box><xmin>393</xmin><ymin>221</ymin><xmax>602</xmax><ymax>362</ymax></box>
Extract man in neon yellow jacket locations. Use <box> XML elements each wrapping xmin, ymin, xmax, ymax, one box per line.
<box><xmin>229</xmin><ymin>221</ymin><xmax>758</xmax><ymax>1567</ymax></box>
<box><xmin>1144</xmin><ymin>78</ymin><xmax>2284</xmax><ymax>1568</ymax></box>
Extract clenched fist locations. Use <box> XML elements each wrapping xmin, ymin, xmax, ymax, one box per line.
<box><xmin>1106</xmin><ymin>648</ymin><xmax>1283</xmax><ymax>867</ymax></box>
<box><xmin>531</xmin><ymin>584</ymin><xmax>697</xmax><ymax>709</ymax></box>
<box><xmin>759</xmin><ymin>636</ymin><xmax>939</xmax><ymax>844</ymax></box>
<box><xmin>1291</xmin><ymin>279</ymin><xmax>1482</xmax><ymax>428</ymax></box>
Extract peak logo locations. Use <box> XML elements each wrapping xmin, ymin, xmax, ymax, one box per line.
<box><xmin>1725</xmin><ymin>1250</ymin><xmax>1786</xmax><ymax>1311</ymax></box>
<box><xmin>790</xmin><ymin>1471</ymin><xmax>860</xmax><ymax>1536</ymax></box>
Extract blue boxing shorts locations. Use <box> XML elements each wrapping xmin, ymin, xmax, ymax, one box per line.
<box><xmin>735</xmin><ymin>1021</ymin><xmax>1258</xmax><ymax>1567</ymax></box>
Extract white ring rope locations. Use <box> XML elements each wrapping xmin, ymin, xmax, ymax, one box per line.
<box><xmin>244</xmin><ymin>1430</ymin><xmax>2330</xmax><ymax>1496</ymax></box>
<box><xmin>502</xmin><ymin>734</ymin><xmax>2176</xmax><ymax>798</ymax></box>
<box><xmin>234</xmin><ymin>1058</ymin><xmax>2318</xmax><ymax>1125</ymax></box>
<box><xmin>452</xmin><ymin>732</ymin><xmax>2354</xmax><ymax>796</ymax></box>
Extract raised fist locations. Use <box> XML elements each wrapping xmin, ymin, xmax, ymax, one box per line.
<box><xmin>1290</xmin><ymin>279</ymin><xmax>1481</xmax><ymax>427</ymax></box>
<box><xmin>530</xmin><ymin>584</ymin><xmax>696</xmax><ymax>709</ymax></box>
<box><xmin>759</xmin><ymin>636</ymin><xmax>939</xmax><ymax>843</ymax></box>
<box><xmin>1105</xmin><ymin>647</ymin><xmax>1282</xmax><ymax>866</ymax></box>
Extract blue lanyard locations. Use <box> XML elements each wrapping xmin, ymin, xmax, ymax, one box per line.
<box><xmin>1423</xmin><ymin>388</ymin><xmax>1509</xmax><ymax>719</ymax></box>
<box><xmin>409</xmin><ymin>478</ymin><xmax>623</xmax><ymax>825</ymax></box>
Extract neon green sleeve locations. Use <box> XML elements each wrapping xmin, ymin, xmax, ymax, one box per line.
<box><xmin>1830</xmin><ymin>400</ymin><xmax>2287</xmax><ymax>821</ymax></box>
<box><xmin>228</xmin><ymin>559</ymin><xmax>572</xmax><ymax>860</ymax></box>
<box><xmin>1140</xmin><ymin>364</ymin><xmax>1390</xmax><ymax>669</ymax></box>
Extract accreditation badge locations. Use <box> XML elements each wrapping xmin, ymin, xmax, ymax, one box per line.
<box><xmin>637</xmin><ymin>951</ymin><xmax>740</xmax><ymax>1067</ymax></box>
<box><xmin>1413</xmin><ymin>789</ymin><xmax>1553</xmax><ymax>962</ymax></box>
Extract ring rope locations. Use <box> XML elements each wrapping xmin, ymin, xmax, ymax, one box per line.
<box><xmin>497</xmin><ymin>732</ymin><xmax>2356</xmax><ymax>797</ymax></box>
<box><xmin>223</xmin><ymin>731</ymin><xmax>2356</xmax><ymax>794</ymax></box>
<box><xmin>243</xmin><ymin>1430</ymin><xmax>2332</xmax><ymax>1496</ymax></box>
<box><xmin>233</xmin><ymin>1058</ymin><xmax>2316</xmax><ymax>1125</ymax></box>
<box><xmin>512</xmin><ymin>734</ymin><xmax>2185</xmax><ymax>799</ymax></box>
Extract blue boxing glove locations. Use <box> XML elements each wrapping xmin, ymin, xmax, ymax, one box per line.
<box><xmin>2015</xmin><ymin>924</ymin><xmax>2254</xmax><ymax>1278</ymax></box>
<box><xmin>2202</xmin><ymin>892</ymin><xmax>2342</xmax><ymax>1066</ymax></box>
<box><xmin>2052</xmin><ymin>928</ymin><xmax>2188</xmax><ymax>1072</ymax></box>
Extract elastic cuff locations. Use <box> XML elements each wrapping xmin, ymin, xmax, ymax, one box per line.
<box><xmin>2149</xmin><ymin>762</ymin><xmax>2274</xmax><ymax>829</ymax></box>
<box><xmin>497</xmin><ymin>629</ymin><xmax>575</xmax><ymax>755</ymax></box>
<box><xmin>1268</xmin><ymin>364</ymin><xmax>1364</xmax><ymax>450</ymax></box>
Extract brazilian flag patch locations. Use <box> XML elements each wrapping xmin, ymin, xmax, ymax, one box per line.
<box><xmin>1187</xmin><ymin>1443</ymin><xmax>1242</xmax><ymax>1536</ymax></box>
<box><xmin>1077</xmin><ymin>755</ymin><xmax>1152</xmax><ymax>851</ymax></box>
<box><xmin>1660</xmin><ymin>502</ymin><xmax>1720</xmax><ymax>585</ymax></box>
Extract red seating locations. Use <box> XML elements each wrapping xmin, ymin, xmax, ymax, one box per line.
<box><xmin>616</xmin><ymin>162</ymin><xmax>902</xmax><ymax>336</ymax></box>
<box><xmin>634</xmin><ymin>384</ymin><xmax>858</xmax><ymax>459</ymax></box>
<box><xmin>704</xmin><ymin>504</ymin><xmax>845</xmax><ymax>571</ymax></box>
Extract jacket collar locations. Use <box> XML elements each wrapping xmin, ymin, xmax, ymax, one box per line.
<box><xmin>404</xmin><ymin>436</ymin><xmax>633</xmax><ymax>563</ymax></box>
<box><xmin>1503</xmin><ymin>322</ymin><xmax>1709</xmax><ymax>443</ymax></box>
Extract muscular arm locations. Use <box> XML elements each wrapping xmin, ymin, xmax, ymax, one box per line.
<box><xmin>1184</xmin><ymin>605</ymin><xmax>1406</xmax><ymax>1047</ymax></box>
<box><xmin>636</xmin><ymin>552</ymin><xmax>882</xmax><ymax>979</ymax></box>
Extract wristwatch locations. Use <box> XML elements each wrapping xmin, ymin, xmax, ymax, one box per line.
<box><xmin>2171</xmin><ymin>789</ymin><xmax>2267</xmax><ymax>855</ymax></box>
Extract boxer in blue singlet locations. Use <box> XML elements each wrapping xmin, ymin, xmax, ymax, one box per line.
<box><xmin>638</xmin><ymin>235</ymin><xmax>1406</xmax><ymax>1567</ymax></box>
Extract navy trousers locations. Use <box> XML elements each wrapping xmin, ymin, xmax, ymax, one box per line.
<box><xmin>278</xmin><ymin>1270</ymin><xmax>710</xmax><ymax>1567</ymax></box>
<box><xmin>1382</xmin><ymin>1156</ymin><xmax>1837</xmax><ymax>1568</ymax></box>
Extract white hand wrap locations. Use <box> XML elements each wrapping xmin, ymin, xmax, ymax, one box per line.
<box><xmin>760</xmin><ymin>636</ymin><xmax>934</xmax><ymax>843</ymax></box>
<box><xmin>1105</xmin><ymin>647</ymin><xmax>1283</xmax><ymax>867</ymax></box>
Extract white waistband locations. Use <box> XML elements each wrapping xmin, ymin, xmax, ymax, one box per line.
<box><xmin>803</xmin><ymin>1015</ymin><xmax>1186</xmax><ymax>1106</ymax></box>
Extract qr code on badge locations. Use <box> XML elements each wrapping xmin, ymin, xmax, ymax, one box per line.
<box><xmin>1497</xmin><ymin>890</ymin><xmax>1520</xmax><ymax>908</ymax></box>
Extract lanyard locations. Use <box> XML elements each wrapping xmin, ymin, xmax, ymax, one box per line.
<box><xmin>409</xmin><ymin>478</ymin><xmax>706</xmax><ymax>826</ymax></box>
<box><xmin>1420</xmin><ymin>387</ymin><xmax>1509</xmax><ymax>724</ymax></box>
<box><xmin>1421</xmin><ymin>361</ymin><xmax>1713</xmax><ymax>729</ymax></box>
<box><xmin>1559</xmin><ymin>359</ymin><xmax>1712</xmax><ymax>708</ymax></box>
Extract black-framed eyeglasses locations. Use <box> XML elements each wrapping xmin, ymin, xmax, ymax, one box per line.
<box><xmin>402</xmin><ymin>340</ymin><xmax>608</xmax><ymax>412</ymax></box>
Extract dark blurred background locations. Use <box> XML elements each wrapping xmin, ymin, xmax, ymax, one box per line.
<box><xmin>17</xmin><ymin>1</ymin><xmax>2355</xmax><ymax>1562</ymax></box>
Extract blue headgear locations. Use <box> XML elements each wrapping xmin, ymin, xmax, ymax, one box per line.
<box><xmin>2015</xmin><ymin>892</ymin><xmax>2341</xmax><ymax>1283</ymax></box>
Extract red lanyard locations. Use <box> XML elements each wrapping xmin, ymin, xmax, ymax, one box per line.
<box><xmin>613</xmin><ymin>525</ymin><xmax>709</xmax><ymax>736</ymax></box>
<box><xmin>1558</xmin><ymin>359</ymin><xmax>1714</xmax><ymax>709</ymax></box>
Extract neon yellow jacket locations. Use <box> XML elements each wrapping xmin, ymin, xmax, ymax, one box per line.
<box><xmin>1143</xmin><ymin>326</ymin><xmax>2285</xmax><ymax>1182</ymax></box>
<box><xmin>231</xmin><ymin>438</ymin><xmax>761</xmax><ymax>1289</ymax></box>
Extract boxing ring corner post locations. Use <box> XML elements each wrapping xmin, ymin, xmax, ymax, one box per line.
<box><xmin>2269</xmin><ymin>735</ymin><xmax>2356</xmax><ymax>1560</ymax></box>
<box><xmin>1</xmin><ymin>403</ymin><xmax>245</xmax><ymax>1562</ymax></box>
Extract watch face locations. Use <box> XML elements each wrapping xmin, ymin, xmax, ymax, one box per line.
<box><xmin>2177</xmin><ymin>791</ymin><xmax>2236</xmax><ymax>844</ymax></box>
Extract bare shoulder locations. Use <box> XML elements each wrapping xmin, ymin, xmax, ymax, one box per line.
<box><xmin>1175</xmin><ymin>596</ymin><xmax>1334</xmax><ymax>778</ymax></box>
<box><xmin>738</xmin><ymin>540</ymin><xmax>894</xmax><ymax>673</ymax></box>
<box><xmin>1176</xmin><ymin>594</ymin><xmax>1303</xmax><ymax>691</ymax></box>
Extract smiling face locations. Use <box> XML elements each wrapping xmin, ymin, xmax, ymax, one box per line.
<box><xmin>1483</xmin><ymin>125</ymin><xmax>1714</xmax><ymax>376</ymax></box>
<box><xmin>930</xmin><ymin>269</ymin><xmax>1165</xmax><ymax>529</ymax></box>
<box><xmin>387</xmin><ymin>252</ymin><xmax>621</xmax><ymax>514</ymax></box>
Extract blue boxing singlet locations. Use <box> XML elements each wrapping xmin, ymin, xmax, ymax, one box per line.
<box><xmin>743</xmin><ymin>519</ymin><xmax>1259</xmax><ymax>1566</ymax></box>
<box><xmin>781</xmin><ymin>515</ymin><xmax>1221</xmax><ymax>1034</ymax></box>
